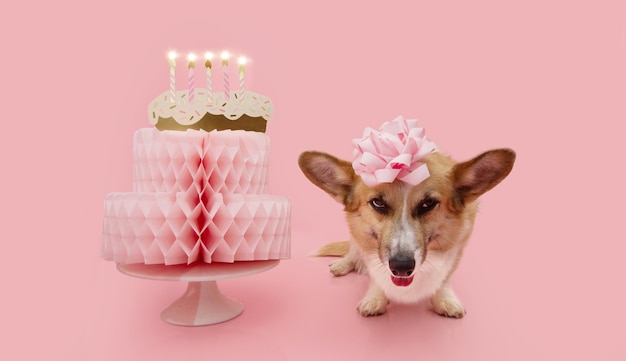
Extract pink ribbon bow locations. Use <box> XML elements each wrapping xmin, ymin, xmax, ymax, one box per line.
<box><xmin>352</xmin><ymin>116</ymin><xmax>438</xmax><ymax>187</ymax></box>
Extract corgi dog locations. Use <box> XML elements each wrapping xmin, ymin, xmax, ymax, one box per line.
<box><xmin>298</xmin><ymin>134</ymin><xmax>515</xmax><ymax>317</ymax></box>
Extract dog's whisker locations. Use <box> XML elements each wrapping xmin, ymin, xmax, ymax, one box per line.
<box><xmin>431</xmin><ymin>233</ymin><xmax>452</xmax><ymax>252</ymax></box>
<box><xmin>421</xmin><ymin>258</ymin><xmax>440</xmax><ymax>274</ymax></box>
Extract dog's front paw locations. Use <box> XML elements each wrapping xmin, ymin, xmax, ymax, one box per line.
<box><xmin>329</xmin><ymin>258</ymin><xmax>355</xmax><ymax>276</ymax></box>
<box><xmin>433</xmin><ymin>298</ymin><xmax>466</xmax><ymax>318</ymax></box>
<box><xmin>431</xmin><ymin>282</ymin><xmax>466</xmax><ymax>319</ymax></box>
<box><xmin>357</xmin><ymin>296</ymin><xmax>387</xmax><ymax>316</ymax></box>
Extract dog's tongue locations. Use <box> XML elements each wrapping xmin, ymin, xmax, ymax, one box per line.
<box><xmin>391</xmin><ymin>275</ymin><xmax>414</xmax><ymax>287</ymax></box>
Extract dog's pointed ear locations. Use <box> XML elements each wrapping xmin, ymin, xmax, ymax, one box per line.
<box><xmin>452</xmin><ymin>148</ymin><xmax>516</xmax><ymax>208</ymax></box>
<box><xmin>298</xmin><ymin>151</ymin><xmax>356</xmax><ymax>205</ymax></box>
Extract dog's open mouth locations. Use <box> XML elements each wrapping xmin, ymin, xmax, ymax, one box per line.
<box><xmin>391</xmin><ymin>275</ymin><xmax>414</xmax><ymax>287</ymax></box>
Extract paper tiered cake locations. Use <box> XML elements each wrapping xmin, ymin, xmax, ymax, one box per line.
<box><xmin>102</xmin><ymin>61</ymin><xmax>291</xmax><ymax>265</ymax></box>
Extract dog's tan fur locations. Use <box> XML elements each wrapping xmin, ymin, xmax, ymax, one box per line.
<box><xmin>299</xmin><ymin>148</ymin><xmax>515</xmax><ymax>317</ymax></box>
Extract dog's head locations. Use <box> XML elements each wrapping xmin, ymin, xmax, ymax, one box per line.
<box><xmin>298</xmin><ymin>148</ymin><xmax>515</xmax><ymax>286</ymax></box>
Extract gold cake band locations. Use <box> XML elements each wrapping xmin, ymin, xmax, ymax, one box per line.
<box><xmin>155</xmin><ymin>113</ymin><xmax>268</xmax><ymax>133</ymax></box>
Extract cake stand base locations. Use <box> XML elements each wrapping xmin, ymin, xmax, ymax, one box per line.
<box><xmin>117</xmin><ymin>260</ymin><xmax>279</xmax><ymax>326</ymax></box>
<box><xmin>160</xmin><ymin>281</ymin><xmax>243</xmax><ymax>326</ymax></box>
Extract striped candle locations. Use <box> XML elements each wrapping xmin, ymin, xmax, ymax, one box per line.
<box><xmin>204</xmin><ymin>52</ymin><xmax>214</xmax><ymax>103</ymax></box>
<box><xmin>221</xmin><ymin>51</ymin><xmax>230</xmax><ymax>101</ymax></box>
<box><xmin>187</xmin><ymin>53</ymin><xmax>196</xmax><ymax>104</ymax></box>
<box><xmin>238</xmin><ymin>56</ymin><xmax>247</xmax><ymax>102</ymax></box>
<box><xmin>167</xmin><ymin>51</ymin><xmax>177</xmax><ymax>103</ymax></box>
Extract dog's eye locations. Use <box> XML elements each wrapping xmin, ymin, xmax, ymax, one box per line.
<box><xmin>416</xmin><ymin>197</ymin><xmax>439</xmax><ymax>216</ymax></box>
<box><xmin>369</xmin><ymin>197</ymin><xmax>389</xmax><ymax>214</ymax></box>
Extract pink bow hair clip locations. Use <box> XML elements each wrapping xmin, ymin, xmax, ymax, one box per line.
<box><xmin>352</xmin><ymin>116</ymin><xmax>438</xmax><ymax>187</ymax></box>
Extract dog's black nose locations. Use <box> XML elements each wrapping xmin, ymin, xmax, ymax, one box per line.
<box><xmin>389</xmin><ymin>256</ymin><xmax>416</xmax><ymax>277</ymax></box>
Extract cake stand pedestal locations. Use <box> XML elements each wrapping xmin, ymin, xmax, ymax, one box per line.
<box><xmin>117</xmin><ymin>260</ymin><xmax>279</xmax><ymax>326</ymax></box>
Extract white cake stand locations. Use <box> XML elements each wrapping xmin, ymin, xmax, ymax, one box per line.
<box><xmin>117</xmin><ymin>260</ymin><xmax>279</xmax><ymax>326</ymax></box>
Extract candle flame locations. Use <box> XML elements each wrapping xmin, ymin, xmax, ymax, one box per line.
<box><xmin>221</xmin><ymin>51</ymin><xmax>230</xmax><ymax>60</ymax></box>
<box><xmin>188</xmin><ymin>53</ymin><xmax>197</xmax><ymax>69</ymax></box>
<box><xmin>168</xmin><ymin>51</ymin><xmax>177</xmax><ymax>60</ymax></box>
<box><xmin>205</xmin><ymin>52</ymin><xmax>214</xmax><ymax>60</ymax></box>
<box><xmin>238</xmin><ymin>56</ymin><xmax>247</xmax><ymax>66</ymax></box>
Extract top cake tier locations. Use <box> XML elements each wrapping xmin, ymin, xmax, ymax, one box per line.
<box><xmin>148</xmin><ymin>89</ymin><xmax>272</xmax><ymax>132</ymax></box>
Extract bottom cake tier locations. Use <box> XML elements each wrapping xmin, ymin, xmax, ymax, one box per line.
<box><xmin>102</xmin><ymin>190</ymin><xmax>291</xmax><ymax>265</ymax></box>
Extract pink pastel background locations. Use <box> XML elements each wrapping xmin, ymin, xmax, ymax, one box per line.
<box><xmin>1</xmin><ymin>0</ymin><xmax>625</xmax><ymax>360</ymax></box>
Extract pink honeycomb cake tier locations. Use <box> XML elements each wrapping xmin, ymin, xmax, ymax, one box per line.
<box><xmin>102</xmin><ymin>191</ymin><xmax>290</xmax><ymax>265</ymax></box>
<box><xmin>133</xmin><ymin>128</ymin><xmax>270</xmax><ymax>195</ymax></box>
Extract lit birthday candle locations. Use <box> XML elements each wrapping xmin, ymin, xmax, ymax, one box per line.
<box><xmin>187</xmin><ymin>53</ymin><xmax>196</xmax><ymax>104</ymax></box>
<box><xmin>204</xmin><ymin>52</ymin><xmax>214</xmax><ymax>103</ymax></box>
<box><xmin>167</xmin><ymin>51</ymin><xmax>177</xmax><ymax>103</ymax></box>
<box><xmin>221</xmin><ymin>51</ymin><xmax>230</xmax><ymax>100</ymax></box>
<box><xmin>238</xmin><ymin>56</ymin><xmax>247</xmax><ymax>102</ymax></box>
